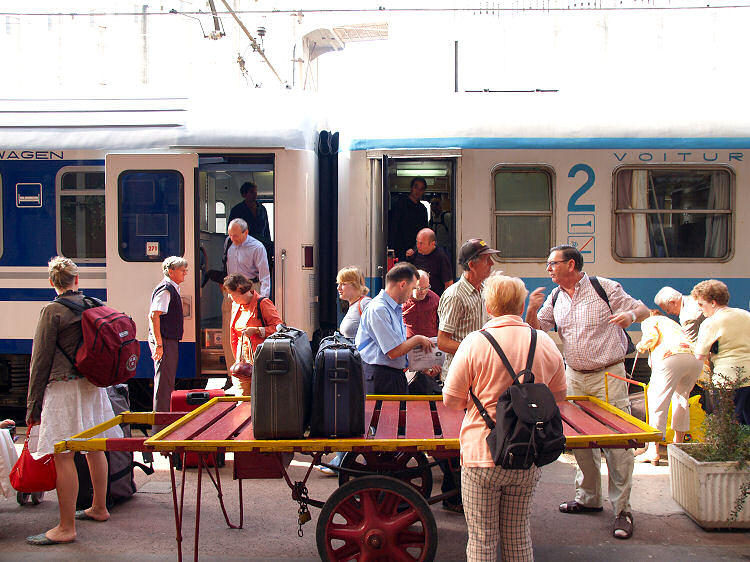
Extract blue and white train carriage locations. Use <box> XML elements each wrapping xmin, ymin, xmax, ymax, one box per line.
<box><xmin>0</xmin><ymin>93</ymin><xmax>326</xmax><ymax>411</ymax></box>
<box><xmin>337</xmin><ymin>91</ymin><xmax>749</xmax><ymax>350</ymax></box>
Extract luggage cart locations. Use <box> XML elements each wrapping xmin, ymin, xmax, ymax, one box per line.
<box><xmin>56</xmin><ymin>395</ymin><xmax>661</xmax><ymax>562</ymax></box>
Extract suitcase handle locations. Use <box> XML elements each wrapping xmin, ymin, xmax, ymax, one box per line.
<box><xmin>186</xmin><ymin>391</ymin><xmax>210</xmax><ymax>405</ymax></box>
<box><xmin>327</xmin><ymin>367</ymin><xmax>349</xmax><ymax>382</ymax></box>
<box><xmin>265</xmin><ymin>359</ymin><xmax>289</xmax><ymax>374</ymax></box>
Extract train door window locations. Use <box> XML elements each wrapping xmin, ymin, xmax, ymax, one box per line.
<box><xmin>215</xmin><ymin>200</ymin><xmax>226</xmax><ymax>233</ymax></box>
<box><xmin>386</xmin><ymin>159</ymin><xmax>455</xmax><ymax>265</ymax></box>
<box><xmin>57</xmin><ymin>169</ymin><xmax>105</xmax><ymax>261</ymax></box>
<box><xmin>118</xmin><ymin>170</ymin><xmax>184</xmax><ymax>261</ymax></box>
<box><xmin>613</xmin><ymin>168</ymin><xmax>732</xmax><ymax>260</ymax></box>
<box><xmin>493</xmin><ymin>168</ymin><xmax>553</xmax><ymax>258</ymax></box>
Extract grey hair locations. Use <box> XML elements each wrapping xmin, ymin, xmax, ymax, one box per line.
<box><xmin>162</xmin><ymin>256</ymin><xmax>188</xmax><ymax>276</ymax></box>
<box><xmin>48</xmin><ymin>256</ymin><xmax>78</xmax><ymax>290</ymax></box>
<box><xmin>654</xmin><ymin>286</ymin><xmax>682</xmax><ymax>307</ymax></box>
<box><xmin>228</xmin><ymin>218</ymin><xmax>248</xmax><ymax>232</ymax></box>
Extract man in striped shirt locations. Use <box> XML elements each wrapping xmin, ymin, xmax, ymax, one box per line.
<box><xmin>438</xmin><ymin>238</ymin><xmax>500</xmax><ymax>514</ymax></box>
<box><xmin>526</xmin><ymin>244</ymin><xmax>649</xmax><ymax>540</ymax></box>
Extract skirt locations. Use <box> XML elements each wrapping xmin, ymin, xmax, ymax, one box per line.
<box><xmin>33</xmin><ymin>378</ymin><xmax>123</xmax><ymax>457</ymax></box>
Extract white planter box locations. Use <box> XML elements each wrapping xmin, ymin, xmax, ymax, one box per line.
<box><xmin>668</xmin><ymin>443</ymin><xmax>750</xmax><ymax>529</ymax></box>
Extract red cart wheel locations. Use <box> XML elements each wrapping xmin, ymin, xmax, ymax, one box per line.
<box><xmin>316</xmin><ymin>475</ymin><xmax>438</xmax><ymax>562</ymax></box>
<box><xmin>337</xmin><ymin>452</ymin><xmax>433</xmax><ymax>498</ymax></box>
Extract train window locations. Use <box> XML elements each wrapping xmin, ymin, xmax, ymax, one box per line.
<box><xmin>118</xmin><ymin>170</ymin><xmax>184</xmax><ymax>261</ymax></box>
<box><xmin>614</xmin><ymin>168</ymin><xmax>732</xmax><ymax>260</ymax></box>
<box><xmin>493</xmin><ymin>168</ymin><xmax>553</xmax><ymax>258</ymax></box>
<box><xmin>58</xmin><ymin>169</ymin><xmax>105</xmax><ymax>261</ymax></box>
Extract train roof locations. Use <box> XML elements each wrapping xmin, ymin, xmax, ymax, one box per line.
<box><xmin>341</xmin><ymin>91</ymin><xmax>750</xmax><ymax>150</ymax></box>
<box><xmin>0</xmin><ymin>90</ymin><xmax>323</xmax><ymax>151</ymax></box>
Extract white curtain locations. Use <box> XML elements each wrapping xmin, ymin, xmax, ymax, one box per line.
<box><xmin>704</xmin><ymin>172</ymin><xmax>729</xmax><ymax>257</ymax></box>
<box><xmin>631</xmin><ymin>171</ymin><xmax>651</xmax><ymax>257</ymax></box>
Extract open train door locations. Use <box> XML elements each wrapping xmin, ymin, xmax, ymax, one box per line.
<box><xmin>105</xmin><ymin>153</ymin><xmax>199</xmax><ymax>380</ymax></box>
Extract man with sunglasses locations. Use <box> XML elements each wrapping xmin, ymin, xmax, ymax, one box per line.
<box><xmin>525</xmin><ymin>244</ymin><xmax>649</xmax><ymax>541</ymax></box>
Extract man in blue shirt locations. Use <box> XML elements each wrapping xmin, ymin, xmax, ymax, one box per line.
<box><xmin>356</xmin><ymin>262</ymin><xmax>434</xmax><ymax>395</ymax></box>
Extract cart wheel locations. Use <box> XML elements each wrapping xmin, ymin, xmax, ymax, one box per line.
<box><xmin>338</xmin><ymin>452</ymin><xmax>433</xmax><ymax>498</ymax></box>
<box><xmin>31</xmin><ymin>492</ymin><xmax>45</xmax><ymax>505</ymax></box>
<box><xmin>316</xmin><ymin>475</ymin><xmax>438</xmax><ymax>562</ymax></box>
<box><xmin>17</xmin><ymin>492</ymin><xmax>30</xmax><ymax>506</ymax></box>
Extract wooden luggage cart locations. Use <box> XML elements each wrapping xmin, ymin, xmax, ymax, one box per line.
<box><xmin>57</xmin><ymin>395</ymin><xmax>660</xmax><ymax>562</ymax></box>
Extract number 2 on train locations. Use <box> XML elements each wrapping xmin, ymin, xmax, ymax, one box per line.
<box><xmin>567</xmin><ymin>163</ymin><xmax>595</xmax><ymax>212</ymax></box>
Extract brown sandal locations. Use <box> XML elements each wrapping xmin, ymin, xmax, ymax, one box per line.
<box><xmin>613</xmin><ymin>511</ymin><xmax>634</xmax><ymax>539</ymax></box>
<box><xmin>559</xmin><ymin>500</ymin><xmax>603</xmax><ymax>514</ymax></box>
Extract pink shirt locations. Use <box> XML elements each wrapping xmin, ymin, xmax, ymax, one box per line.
<box><xmin>443</xmin><ymin>315</ymin><xmax>566</xmax><ymax>467</ymax></box>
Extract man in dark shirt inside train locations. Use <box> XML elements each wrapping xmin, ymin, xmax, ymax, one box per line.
<box><xmin>228</xmin><ymin>181</ymin><xmax>272</xmax><ymax>259</ymax></box>
<box><xmin>406</xmin><ymin>228</ymin><xmax>454</xmax><ymax>297</ymax></box>
<box><xmin>389</xmin><ymin>177</ymin><xmax>428</xmax><ymax>262</ymax></box>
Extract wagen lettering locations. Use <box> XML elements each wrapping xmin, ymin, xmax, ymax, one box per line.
<box><xmin>0</xmin><ymin>150</ymin><xmax>63</xmax><ymax>160</ymax></box>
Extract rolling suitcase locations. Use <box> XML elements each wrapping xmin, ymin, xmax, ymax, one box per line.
<box><xmin>251</xmin><ymin>325</ymin><xmax>313</xmax><ymax>439</ymax></box>
<box><xmin>310</xmin><ymin>333</ymin><xmax>365</xmax><ymax>438</ymax></box>
<box><xmin>75</xmin><ymin>384</ymin><xmax>154</xmax><ymax>509</ymax></box>
<box><xmin>170</xmin><ymin>389</ymin><xmax>226</xmax><ymax>468</ymax></box>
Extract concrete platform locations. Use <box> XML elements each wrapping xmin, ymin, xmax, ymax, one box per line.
<box><xmin>1</xmin><ymin>444</ymin><xmax>748</xmax><ymax>561</ymax></box>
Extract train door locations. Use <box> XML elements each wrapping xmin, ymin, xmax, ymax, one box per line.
<box><xmin>196</xmin><ymin>155</ymin><xmax>275</xmax><ymax>377</ymax></box>
<box><xmin>373</xmin><ymin>155</ymin><xmax>457</xmax><ymax>291</ymax></box>
<box><xmin>105</xmin><ymin>153</ymin><xmax>198</xmax><ymax>378</ymax></box>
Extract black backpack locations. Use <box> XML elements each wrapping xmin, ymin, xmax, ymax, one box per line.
<box><xmin>550</xmin><ymin>276</ymin><xmax>637</xmax><ymax>355</ymax></box>
<box><xmin>469</xmin><ymin>328</ymin><xmax>565</xmax><ymax>469</ymax></box>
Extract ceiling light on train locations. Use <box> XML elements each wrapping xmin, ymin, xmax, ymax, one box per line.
<box><xmin>396</xmin><ymin>169</ymin><xmax>448</xmax><ymax>177</ymax></box>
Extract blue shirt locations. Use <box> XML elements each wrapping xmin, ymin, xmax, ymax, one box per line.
<box><xmin>226</xmin><ymin>235</ymin><xmax>270</xmax><ymax>297</ymax></box>
<box><xmin>355</xmin><ymin>290</ymin><xmax>408</xmax><ymax>369</ymax></box>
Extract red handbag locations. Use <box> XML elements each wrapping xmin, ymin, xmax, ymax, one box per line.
<box><xmin>9</xmin><ymin>427</ymin><xmax>57</xmax><ymax>493</ymax></box>
<box><xmin>229</xmin><ymin>333</ymin><xmax>253</xmax><ymax>383</ymax></box>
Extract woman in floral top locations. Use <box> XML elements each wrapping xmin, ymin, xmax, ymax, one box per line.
<box><xmin>635</xmin><ymin>309</ymin><xmax>702</xmax><ymax>464</ymax></box>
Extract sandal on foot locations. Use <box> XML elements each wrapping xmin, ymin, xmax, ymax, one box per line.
<box><xmin>559</xmin><ymin>500</ymin><xmax>603</xmax><ymax>514</ymax></box>
<box><xmin>74</xmin><ymin>510</ymin><xmax>109</xmax><ymax>522</ymax></box>
<box><xmin>613</xmin><ymin>511</ymin><xmax>634</xmax><ymax>539</ymax></box>
<box><xmin>26</xmin><ymin>533</ymin><xmax>75</xmax><ymax>546</ymax></box>
<box><xmin>634</xmin><ymin>453</ymin><xmax>660</xmax><ymax>465</ymax></box>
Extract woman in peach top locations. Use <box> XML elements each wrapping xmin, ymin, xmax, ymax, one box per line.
<box><xmin>224</xmin><ymin>273</ymin><xmax>282</xmax><ymax>396</ymax></box>
<box><xmin>635</xmin><ymin>310</ymin><xmax>702</xmax><ymax>464</ymax></box>
<box><xmin>443</xmin><ymin>274</ymin><xmax>566</xmax><ymax>562</ymax></box>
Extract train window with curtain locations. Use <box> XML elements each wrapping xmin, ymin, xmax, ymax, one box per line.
<box><xmin>118</xmin><ymin>170</ymin><xmax>183</xmax><ymax>261</ymax></box>
<box><xmin>58</xmin><ymin>169</ymin><xmax>106</xmax><ymax>261</ymax></box>
<box><xmin>493</xmin><ymin>168</ymin><xmax>553</xmax><ymax>258</ymax></box>
<box><xmin>614</xmin><ymin>168</ymin><xmax>732</xmax><ymax>260</ymax></box>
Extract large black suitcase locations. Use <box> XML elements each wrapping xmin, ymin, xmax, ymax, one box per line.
<box><xmin>75</xmin><ymin>384</ymin><xmax>153</xmax><ymax>509</ymax></box>
<box><xmin>310</xmin><ymin>333</ymin><xmax>365</xmax><ymax>438</ymax></box>
<box><xmin>251</xmin><ymin>325</ymin><xmax>313</xmax><ymax>439</ymax></box>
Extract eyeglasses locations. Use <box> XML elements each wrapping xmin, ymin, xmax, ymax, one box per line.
<box><xmin>546</xmin><ymin>260</ymin><xmax>566</xmax><ymax>268</ymax></box>
<box><xmin>336</xmin><ymin>282</ymin><xmax>352</xmax><ymax>288</ymax></box>
<box><xmin>415</xmin><ymin>286</ymin><xmax>431</xmax><ymax>292</ymax></box>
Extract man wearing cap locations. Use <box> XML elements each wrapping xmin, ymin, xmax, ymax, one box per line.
<box><xmin>355</xmin><ymin>262</ymin><xmax>435</xmax><ymax>395</ymax></box>
<box><xmin>525</xmin><ymin>244</ymin><xmax>649</xmax><ymax>540</ymax></box>
<box><xmin>437</xmin><ymin>238</ymin><xmax>500</xmax><ymax>515</ymax></box>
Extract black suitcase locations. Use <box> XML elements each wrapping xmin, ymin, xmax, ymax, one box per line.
<box><xmin>310</xmin><ymin>333</ymin><xmax>365</xmax><ymax>438</ymax></box>
<box><xmin>251</xmin><ymin>325</ymin><xmax>313</xmax><ymax>439</ymax></box>
<box><xmin>75</xmin><ymin>385</ymin><xmax>153</xmax><ymax>509</ymax></box>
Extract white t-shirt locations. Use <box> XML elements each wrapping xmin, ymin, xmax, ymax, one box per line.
<box><xmin>339</xmin><ymin>296</ymin><xmax>371</xmax><ymax>339</ymax></box>
<box><xmin>695</xmin><ymin>307</ymin><xmax>750</xmax><ymax>386</ymax></box>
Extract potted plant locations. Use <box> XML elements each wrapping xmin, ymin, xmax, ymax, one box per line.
<box><xmin>668</xmin><ymin>367</ymin><xmax>750</xmax><ymax>528</ymax></box>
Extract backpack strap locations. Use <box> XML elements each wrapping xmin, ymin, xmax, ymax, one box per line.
<box><xmin>468</xmin><ymin>387</ymin><xmax>496</xmax><ymax>431</ymax></box>
<box><xmin>53</xmin><ymin>294</ymin><xmax>90</xmax><ymax>369</ymax></box>
<box><xmin>256</xmin><ymin>296</ymin><xmax>266</xmax><ymax>327</ymax></box>
<box><xmin>479</xmin><ymin>330</ymin><xmax>519</xmax><ymax>383</ymax></box>
<box><xmin>550</xmin><ymin>287</ymin><xmax>561</xmax><ymax>332</ymax></box>
<box><xmin>588</xmin><ymin>276</ymin><xmax>612</xmax><ymax>312</ymax></box>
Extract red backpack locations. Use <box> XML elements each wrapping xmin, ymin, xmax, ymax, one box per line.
<box><xmin>55</xmin><ymin>295</ymin><xmax>140</xmax><ymax>387</ymax></box>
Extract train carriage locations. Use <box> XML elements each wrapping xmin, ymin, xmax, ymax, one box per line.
<box><xmin>0</xmin><ymin>92</ymin><xmax>324</xmax><ymax>411</ymax></box>
<box><xmin>338</xmin><ymin>92</ymin><xmax>750</xmax><ymax>353</ymax></box>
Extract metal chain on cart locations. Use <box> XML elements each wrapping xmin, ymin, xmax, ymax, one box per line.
<box><xmin>294</xmin><ymin>481</ymin><xmax>312</xmax><ymax>537</ymax></box>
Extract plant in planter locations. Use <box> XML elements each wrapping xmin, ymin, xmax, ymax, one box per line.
<box><xmin>668</xmin><ymin>367</ymin><xmax>750</xmax><ymax>528</ymax></box>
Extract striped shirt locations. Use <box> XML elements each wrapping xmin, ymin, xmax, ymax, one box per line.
<box><xmin>438</xmin><ymin>274</ymin><xmax>485</xmax><ymax>373</ymax></box>
<box><xmin>536</xmin><ymin>273</ymin><xmax>644</xmax><ymax>371</ymax></box>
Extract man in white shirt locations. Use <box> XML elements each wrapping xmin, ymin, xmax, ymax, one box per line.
<box><xmin>654</xmin><ymin>286</ymin><xmax>705</xmax><ymax>343</ymax></box>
